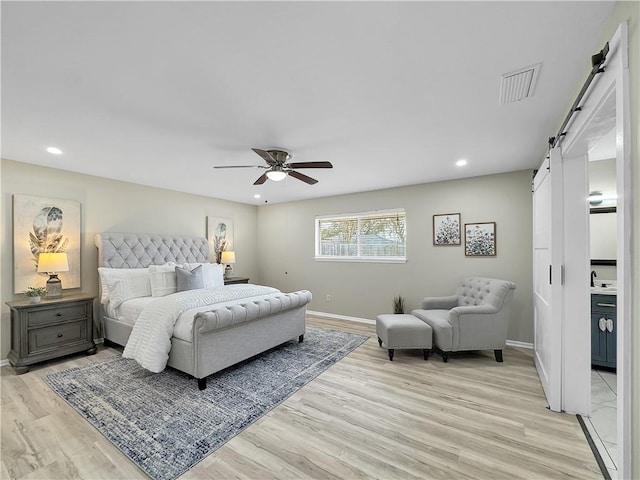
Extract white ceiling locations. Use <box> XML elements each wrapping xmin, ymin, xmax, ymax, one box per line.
<box><xmin>1</xmin><ymin>1</ymin><xmax>615</xmax><ymax>205</ymax></box>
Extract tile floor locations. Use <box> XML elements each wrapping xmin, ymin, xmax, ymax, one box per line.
<box><xmin>587</xmin><ymin>369</ymin><xmax>617</xmax><ymax>479</ymax></box>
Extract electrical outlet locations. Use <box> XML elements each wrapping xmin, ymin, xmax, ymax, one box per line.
<box><xmin>326</xmin><ymin>294</ymin><xmax>331</xmax><ymax>302</ymax></box>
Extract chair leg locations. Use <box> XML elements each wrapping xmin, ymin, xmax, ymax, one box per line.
<box><xmin>378</xmin><ymin>337</ymin><xmax>383</xmax><ymax>347</ymax></box>
<box><xmin>494</xmin><ymin>349</ymin><xmax>504</xmax><ymax>362</ymax></box>
<box><xmin>388</xmin><ymin>349</ymin><xmax>394</xmax><ymax>361</ymax></box>
<box><xmin>198</xmin><ymin>378</ymin><xmax>207</xmax><ymax>390</ymax></box>
<box><xmin>298</xmin><ymin>334</ymin><xmax>304</xmax><ymax>343</ymax></box>
<box><xmin>423</xmin><ymin>349</ymin><xmax>430</xmax><ymax>361</ymax></box>
<box><xmin>442</xmin><ymin>351</ymin><xmax>449</xmax><ymax>363</ymax></box>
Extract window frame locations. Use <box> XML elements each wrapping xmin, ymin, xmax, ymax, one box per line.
<box><xmin>314</xmin><ymin>208</ymin><xmax>407</xmax><ymax>263</ymax></box>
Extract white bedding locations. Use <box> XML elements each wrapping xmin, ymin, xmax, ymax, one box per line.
<box><xmin>116</xmin><ymin>297</ymin><xmax>156</xmax><ymax>326</ymax></box>
<box><xmin>122</xmin><ymin>284</ymin><xmax>281</xmax><ymax>372</ymax></box>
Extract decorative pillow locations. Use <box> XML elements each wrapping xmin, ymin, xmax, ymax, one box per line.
<box><xmin>176</xmin><ymin>265</ymin><xmax>204</xmax><ymax>292</ymax></box>
<box><xmin>148</xmin><ymin>263</ymin><xmax>178</xmax><ymax>297</ymax></box>
<box><xmin>97</xmin><ymin>267</ymin><xmax>151</xmax><ymax>317</ymax></box>
<box><xmin>184</xmin><ymin>262</ymin><xmax>224</xmax><ymax>288</ymax></box>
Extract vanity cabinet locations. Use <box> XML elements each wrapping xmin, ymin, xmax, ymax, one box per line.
<box><xmin>591</xmin><ymin>294</ymin><xmax>616</xmax><ymax>369</ymax></box>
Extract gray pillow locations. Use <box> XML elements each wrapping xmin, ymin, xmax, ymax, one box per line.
<box><xmin>175</xmin><ymin>265</ymin><xmax>204</xmax><ymax>292</ymax></box>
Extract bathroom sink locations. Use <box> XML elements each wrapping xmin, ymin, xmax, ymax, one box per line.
<box><xmin>591</xmin><ymin>286</ymin><xmax>617</xmax><ymax>295</ymax></box>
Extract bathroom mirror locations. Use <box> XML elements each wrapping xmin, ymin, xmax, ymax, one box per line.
<box><xmin>590</xmin><ymin>207</ymin><xmax>616</xmax><ymax>265</ymax></box>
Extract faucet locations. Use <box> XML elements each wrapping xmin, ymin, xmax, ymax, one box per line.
<box><xmin>591</xmin><ymin>270</ymin><xmax>597</xmax><ymax>287</ymax></box>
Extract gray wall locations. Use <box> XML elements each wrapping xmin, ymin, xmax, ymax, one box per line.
<box><xmin>1</xmin><ymin>158</ymin><xmax>259</xmax><ymax>359</ymax></box>
<box><xmin>1</xmin><ymin>159</ymin><xmax>534</xmax><ymax>359</ymax></box>
<box><xmin>257</xmin><ymin>169</ymin><xmax>534</xmax><ymax>343</ymax></box>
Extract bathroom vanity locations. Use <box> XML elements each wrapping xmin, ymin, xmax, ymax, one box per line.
<box><xmin>591</xmin><ymin>291</ymin><xmax>617</xmax><ymax>369</ymax></box>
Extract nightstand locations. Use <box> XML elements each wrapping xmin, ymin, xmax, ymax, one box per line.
<box><xmin>224</xmin><ymin>276</ymin><xmax>250</xmax><ymax>285</ymax></box>
<box><xmin>6</xmin><ymin>293</ymin><xmax>97</xmax><ymax>374</ymax></box>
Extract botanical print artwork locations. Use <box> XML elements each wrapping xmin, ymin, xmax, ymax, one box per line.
<box><xmin>465</xmin><ymin>222</ymin><xmax>496</xmax><ymax>256</ymax></box>
<box><xmin>433</xmin><ymin>213</ymin><xmax>461</xmax><ymax>245</ymax></box>
<box><xmin>206</xmin><ymin>216</ymin><xmax>234</xmax><ymax>264</ymax></box>
<box><xmin>13</xmin><ymin>194</ymin><xmax>81</xmax><ymax>293</ymax></box>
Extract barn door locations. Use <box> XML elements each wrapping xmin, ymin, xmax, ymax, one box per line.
<box><xmin>532</xmin><ymin>149</ymin><xmax>563</xmax><ymax>412</ymax></box>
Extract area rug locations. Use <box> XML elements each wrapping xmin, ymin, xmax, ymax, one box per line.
<box><xmin>44</xmin><ymin>326</ymin><xmax>368</xmax><ymax>480</ymax></box>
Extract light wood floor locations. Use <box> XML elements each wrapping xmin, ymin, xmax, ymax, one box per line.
<box><xmin>1</xmin><ymin>315</ymin><xmax>602</xmax><ymax>480</ymax></box>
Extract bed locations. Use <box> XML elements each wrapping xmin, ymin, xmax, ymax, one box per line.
<box><xmin>95</xmin><ymin>232</ymin><xmax>311</xmax><ymax>389</ymax></box>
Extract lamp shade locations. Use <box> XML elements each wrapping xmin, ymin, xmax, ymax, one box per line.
<box><xmin>37</xmin><ymin>252</ymin><xmax>69</xmax><ymax>273</ymax></box>
<box><xmin>221</xmin><ymin>251</ymin><xmax>236</xmax><ymax>264</ymax></box>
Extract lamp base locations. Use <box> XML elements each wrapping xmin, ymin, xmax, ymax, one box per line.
<box><xmin>224</xmin><ymin>264</ymin><xmax>233</xmax><ymax>279</ymax></box>
<box><xmin>46</xmin><ymin>274</ymin><xmax>63</xmax><ymax>298</ymax></box>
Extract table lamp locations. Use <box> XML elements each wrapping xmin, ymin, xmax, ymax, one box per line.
<box><xmin>221</xmin><ymin>251</ymin><xmax>236</xmax><ymax>278</ymax></box>
<box><xmin>37</xmin><ymin>252</ymin><xmax>69</xmax><ymax>298</ymax></box>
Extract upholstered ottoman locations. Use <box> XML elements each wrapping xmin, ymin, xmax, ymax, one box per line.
<box><xmin>376</xmin><ymin>314</ymin><xmax>432</xmax><ymax>361</ymax></box>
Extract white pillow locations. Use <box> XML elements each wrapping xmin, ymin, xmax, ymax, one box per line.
<box><xmin>184</xmin><ymin>262</ymin><xmax>224</xmax><ymax>288</ymax></box>
<box><xmin>149</xmin><ymin>263</ymin><xmax>178</xmax><ymax>297</ymax></box>
<box><xmin>97</xmin><ymin>267</ymin><xmax>151</xmax><ymax>317</ymax></box>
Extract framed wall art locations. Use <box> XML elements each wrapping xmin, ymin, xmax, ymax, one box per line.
<box><xmin>206</xmin><ymin>216</ymin><xmax>234</xmax><ymax>263</ymax></box>
<box><xmin>465</xmin><ymin>222</ymin><xmax>496</xmax><ymax>256</ymax></box>
<box><xmin>433</xmin><ymin>213</ymin><xmax>461</xmax><ymax>245</ymax></box>
<box><xmin>13</xmin><ymin>194</ymin><xmax>81</xmax><ymax>293</ymax></box>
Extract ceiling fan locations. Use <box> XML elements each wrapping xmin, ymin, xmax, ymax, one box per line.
<box><xmin>214</xmin><ymin>148</ymin><xmax>333</xmax><ymax>185</ymax></box>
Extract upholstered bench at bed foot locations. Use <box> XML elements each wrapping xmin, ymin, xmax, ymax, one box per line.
<box><xmin>376</xmin><ymin>314</ymin><xmax>433</xmax><ymax>361</ymax></box>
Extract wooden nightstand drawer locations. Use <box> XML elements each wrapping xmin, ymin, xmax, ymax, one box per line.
<box><xmin>28</xmin><ymin>320</ymin><xmax>87</xmax><ymax>354</ymax></box>
<box><xmin>27</xmin><ymin>303</ymin><xmax>88</xmax><ymax>326</ymax></box>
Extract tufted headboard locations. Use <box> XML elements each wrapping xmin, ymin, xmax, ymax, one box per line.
<box><xmin>95</xmin><ymin>233</ymin><xmax>209</xmax><ymax>268</ymax></box>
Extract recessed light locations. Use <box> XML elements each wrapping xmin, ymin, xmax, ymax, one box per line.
<box><xmin>253</xmin><ymin>194</ymin><xmax>261</xmax><ymax>199</ymax></box>
<box><xmin>456</xmin><ymin>159</ymin><xmax>467</xmax><ymax>167</ymax></box>
<box><xmin>46</xmin><ymin>147</ymin><xmax>63</xmax><ymax>155</ymax></box>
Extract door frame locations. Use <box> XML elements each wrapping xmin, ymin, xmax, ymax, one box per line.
<box><xmin>557</xmin><ymin>22</ymin><xmax>631</xmax><ymax>478</ymax></box>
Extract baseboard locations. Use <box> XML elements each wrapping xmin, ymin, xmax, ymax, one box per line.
<box><xmin>506</xmin><ymin>339</ymin><xmax>533</xmax><ymax>349</ymax></box>
<box><xmin>308</xmin><ymin>310</ymin><xmax>533</xmax><ymax>349</ymax></box>
<box><xmin>307</xmin><ymin>310</ymin><xmax>375</xmax><ymax>325</ymax></box>
<box><xmin>0</xmin><ymin>329</ymin><xmax>531</xmax><ymax>366</ymax></box>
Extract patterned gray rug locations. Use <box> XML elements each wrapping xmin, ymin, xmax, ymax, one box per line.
<box><xmin>44</xmin><ymin>327</ymin><xmax>368</xmax><ymax>480</ymax></box>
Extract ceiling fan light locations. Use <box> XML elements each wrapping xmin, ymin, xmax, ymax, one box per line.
<box><xmin>266</xmin><ymin>170</ymin><xmax>287</xmax><ymax>182</ymax></box>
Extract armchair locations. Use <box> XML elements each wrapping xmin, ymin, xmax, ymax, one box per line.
<box><xmin>411</xmin><ymin>277</ymin><xmax>516</xmax><ymax>362</ymax></box>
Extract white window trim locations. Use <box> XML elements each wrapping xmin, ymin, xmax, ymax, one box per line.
<box><xmin>313</xmin><ymin>256</ymin><xmax>407</xmax><ymax>264</ymax></box>
<box><xmin>315</xmin><ymin>208</ymin><xmax>405</xmax><ymax>221</ymax></box>
<box><xmin>314</xmin><ymin>208</ymin><xmax>406</xmax><ymax>263</ymax></box>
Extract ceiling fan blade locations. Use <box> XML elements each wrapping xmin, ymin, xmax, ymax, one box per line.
<box><xmin>213</xmin><ymin>165</ymin><xmax>266</xmax><ymax>169</ymax></box>
<box><xmin>288</xmin><ymin>161</ymin><xmax>333</xmax><ymax>169</ymax></box>
<box><xmin>253</xmin><ymin>173</ymin><xmax>268</xmax><ymax>185</ymax></box>
<box><xmin>288</xmin><ymin>170</ymin><xmax>318</xmax><ymax>185</ymax></box>
<box><xmin>252</xmin><ymin>148</ymin><xmax>277</xmax><ymax>165</ymax></box>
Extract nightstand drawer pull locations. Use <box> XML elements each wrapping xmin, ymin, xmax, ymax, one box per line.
<box><xmin>596</xmin><ymin>302</ymin><xmax>616</xmax><ymax>308</ymax></box>
<box><xmin>56</xmin><ymin>312</ymin><xmax>63</xmax><ymax>316</ymax></box>
<box><xmin>57</xmin><ymin>333</ymin><xmax>63</xmax><ymax>337</ymax></box>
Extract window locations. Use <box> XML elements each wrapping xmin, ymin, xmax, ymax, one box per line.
<box><xmin>315</xmin><ymin>209</ymin><xmax>406</xmax><ymax>262</ymax></box>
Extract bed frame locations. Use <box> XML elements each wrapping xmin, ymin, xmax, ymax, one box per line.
<box><xmin>95</xmin><ymin>232</ymin><xmax>311</xmax><ymax>389</ymax></box>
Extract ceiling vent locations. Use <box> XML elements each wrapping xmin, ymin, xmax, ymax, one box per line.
<box><xmin>500</xmin><ymin>63</ymin><xmax>541</xmax><ymax>105</ymax></box>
